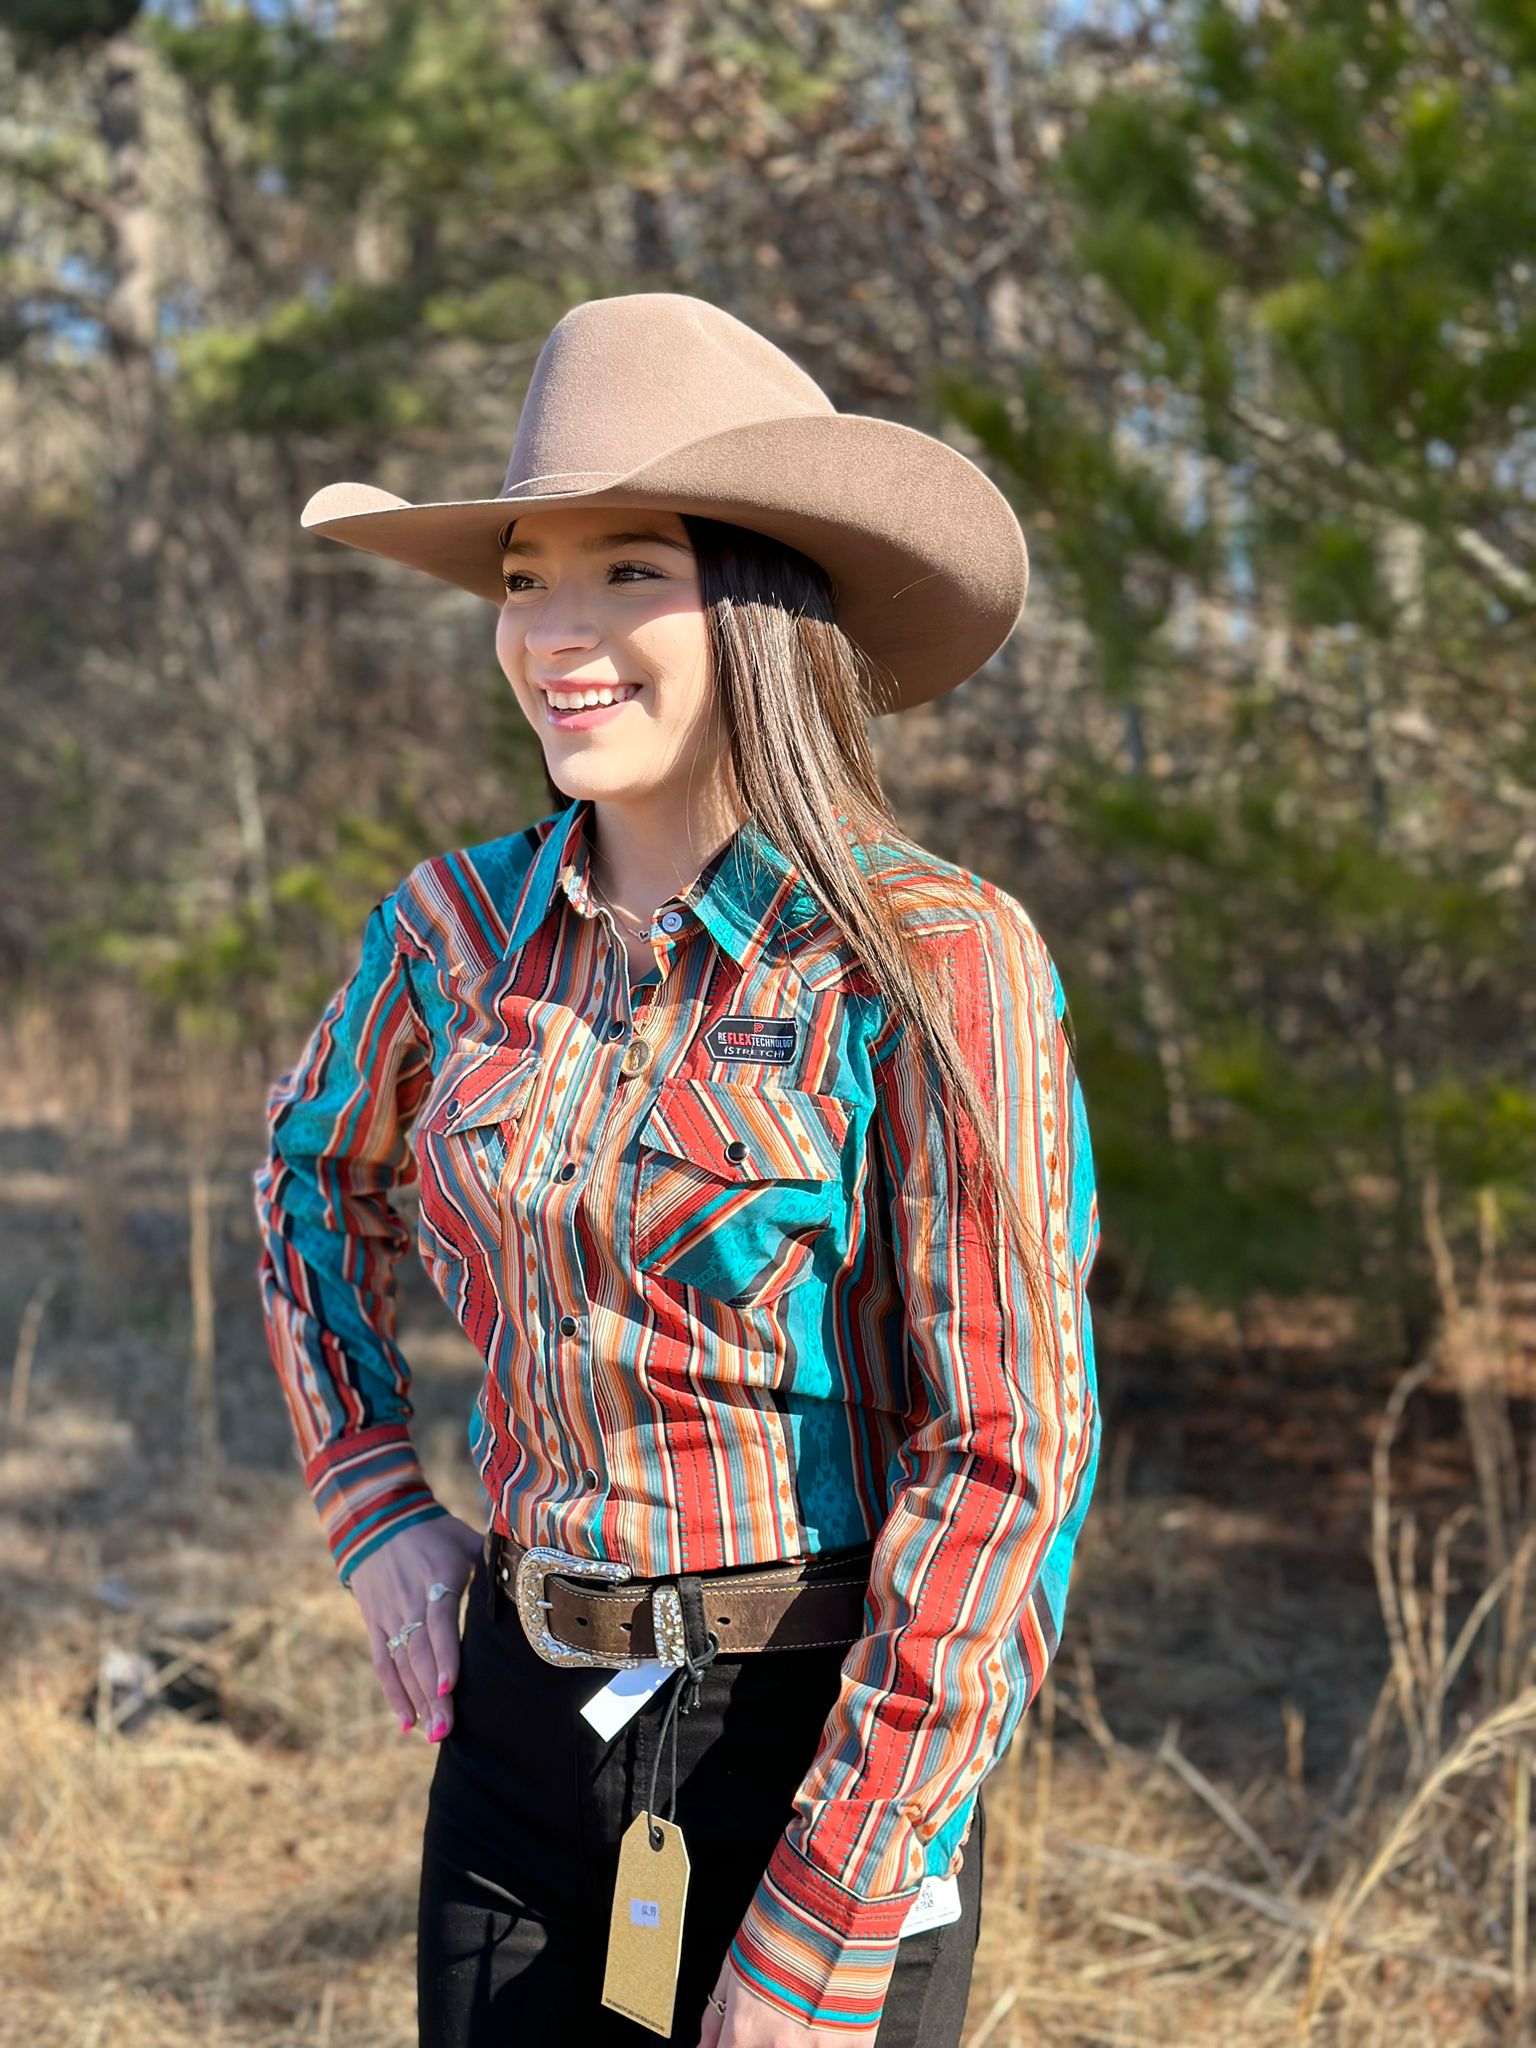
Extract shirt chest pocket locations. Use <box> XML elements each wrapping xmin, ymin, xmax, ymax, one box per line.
<box><xmin>415</xmin><ymin>1046</ymin><xmax>542</xmax><ymax>1265</ymax></box>
<box><xmin>631</xmin><ymin>1077</ymin><xmax>851</xmax><ymax>1310</ymax></box>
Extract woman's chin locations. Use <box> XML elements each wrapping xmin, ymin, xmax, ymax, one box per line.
<box><xmin>544</xmin><ymin>759</ymin><xmax>661</xmax><ymax>802</ymax></box>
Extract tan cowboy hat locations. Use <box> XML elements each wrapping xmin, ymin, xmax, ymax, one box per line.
<box><xmin>299</xmin><ymin>291</ymin><xmax>1028</xmax><ymax>714</ymax></box>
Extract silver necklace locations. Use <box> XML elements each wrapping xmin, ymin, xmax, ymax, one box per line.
<box><xmin>587</xmin><ymin>864</ymin><xmax>656</xmax><ymax>943</ymax></box>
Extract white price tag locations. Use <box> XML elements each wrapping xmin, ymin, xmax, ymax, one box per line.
<box><xmin>580</xmin><ymin>1659</ymin><xmax>674</xmax><ymax>1740</ymax></box>
<box><xmin>899</xmin><ymin>1873</ymin><xmax>963</xmax><ymax>1938</ymax></box>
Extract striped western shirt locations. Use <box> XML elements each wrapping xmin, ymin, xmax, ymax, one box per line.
<box><xmin>253</xmin><ymin>792</ymin><xmax>1101</xmax><ymax>2032</ymax></box>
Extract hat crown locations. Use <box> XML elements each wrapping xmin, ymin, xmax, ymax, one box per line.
<box><xmin>501</xmin><ymin>292</ymin><xmax>832</xmax><ymax>501</ymax></box>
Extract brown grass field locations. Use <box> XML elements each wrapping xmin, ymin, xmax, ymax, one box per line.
<box><xmin>1</xmin><ymin>1040</ymin><xmax>1531</xmax><ymax>2047</ymax></box>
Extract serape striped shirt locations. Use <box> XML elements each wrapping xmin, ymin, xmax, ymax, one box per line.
<box><xmin>253</xmin><ymin>792</ymin><xmax>1102</xmax><ymax>2032</ymax></box>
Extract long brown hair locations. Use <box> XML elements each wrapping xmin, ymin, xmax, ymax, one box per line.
<box><xmin>536</xmin><ymin>512</ymin><xmax>1067</xmax><ymax>1333</ymax></box>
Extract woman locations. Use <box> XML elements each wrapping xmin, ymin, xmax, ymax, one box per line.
<box><xmin>254</xmin><ymin>293</ymin><xmax>1102</xmax><ymax>2047</ymax></box>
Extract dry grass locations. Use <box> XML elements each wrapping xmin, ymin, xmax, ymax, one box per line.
<box><xmin>6</xmin><ymin>1479</ymin><xmax>1522</xmax><ymax>2048</ymax></box>
<box><xmin>1</xmin><ymin>1042</ymin><xmax>1532</xmax><ymax>2047</ymax></box>
<box><xmin>965</xmin><ymin>1644</ymin><xmax>1529</xmax><ymax>2048</ymax></box>
<box><xmin>3</xmin><ymin>1588</ymin><xmax>428</xmax><ymax>2046</ymax></box>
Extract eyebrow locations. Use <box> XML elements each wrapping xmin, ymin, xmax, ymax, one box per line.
<box><xmin>499</xmin><ymin>526</ymin><xmax>693</xmax><ymax>560</ymax></box>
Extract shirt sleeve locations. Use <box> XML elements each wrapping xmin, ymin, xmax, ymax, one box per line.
<box><xmin>252</xmin><ymin>884</ymin><xmax>448</xmax><ymax>1591</ymax></box>
<box><xmin>727</xmin><ymin>895</ymin><xmax>1102</xmax><ymax>2031</ymax></box>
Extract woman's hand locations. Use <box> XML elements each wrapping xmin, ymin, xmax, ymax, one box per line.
<box><xmin>349</xmin><ymin>1515</ymin><xmax>484</xmax><ymax>1741</ymax></box>
<box><xmin>696</xmin><ymin>1960</ymin><xmax>881</xmax><ymax>2047</ymax></box>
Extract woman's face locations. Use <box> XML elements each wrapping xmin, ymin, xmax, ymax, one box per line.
<box><xmin>494</xmin><ymin>503</ymin><xmax>723</xmax><ymax>805</ymax></box>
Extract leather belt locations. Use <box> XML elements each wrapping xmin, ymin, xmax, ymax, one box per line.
<box><xmin>486</xmin><ymin>1526</ymin><xmax>873</xmax><ymax>1669</ymax></box>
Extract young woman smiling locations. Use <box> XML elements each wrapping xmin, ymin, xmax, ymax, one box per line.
<box><xmin>255</xmin><ymin>292</ymin><xmax>1102</xmax><ymax>2048</ymax></box>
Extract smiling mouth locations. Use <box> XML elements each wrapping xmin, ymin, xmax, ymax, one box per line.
<box><xmin>540</xmin><ymin>684</ymin><xmax>643</xmax><ymax>708</ymax></box>
<box><xmin>539</xmin><ymin>682</ymin><xmax>644</xmax><ymax>712</ymax></box>
<box><xmin>540</xmin><ymin>685</ymin><xmax>645</xmax><ymax>732</ymax></box>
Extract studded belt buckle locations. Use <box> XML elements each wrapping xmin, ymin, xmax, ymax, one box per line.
<box><xmin>507</xmin><ymin>1543</ymin><xmax>687</xmax><ymax>1670</ymax></box>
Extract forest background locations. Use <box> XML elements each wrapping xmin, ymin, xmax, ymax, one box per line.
<box><xmin>1</xmin><ymin>1</ymin><xmax>1534</xmax><ymax>2043</ymax></box>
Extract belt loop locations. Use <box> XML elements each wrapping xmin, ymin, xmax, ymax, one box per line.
<box><xmin>677</xmin><ymin>1575</ymin><xmax>711</xmax><ymax>1663</ymax></box>
<box><xmin>675</xmin><ymin>1575</ymin><xmax>718</xmax><ymax>1713</ymax></box>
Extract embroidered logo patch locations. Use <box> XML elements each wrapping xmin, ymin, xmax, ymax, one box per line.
<box><xmin>703</xmin><ymin>1015</ymin><xmax>798</xmax><ymax>1065</ymax></box>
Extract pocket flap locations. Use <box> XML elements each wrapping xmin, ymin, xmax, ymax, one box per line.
<box><xmin>430</xmin><ymin>1047</ymin><xmax>542</xmax><ymax>1135</ymax></box>
<box><xmin>638</xmin><ymin>1077</ymin><xmax>850</xmax><ymax>1185</ymax></box>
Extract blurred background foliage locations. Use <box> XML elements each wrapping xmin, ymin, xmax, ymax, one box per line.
<box><xmin>1</xmin><ymin>0</ymin><xmax>1532</xmax><ymax>1349</ymax></box>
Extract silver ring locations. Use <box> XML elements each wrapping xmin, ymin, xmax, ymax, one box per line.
<box><xmin>387</xmin><ymin>1618</ymin><xmax>427</xmax><ymax>1653</ymax></box>
<box><xmin>427</xmin><ymin>1581</ymin><xmax>455</xmax><ymax>1603</ymax></box>
<box><xmin>709</xmin><ymin>1993</ymin><xmax>726</xmax><ymax>2015</ymax></box>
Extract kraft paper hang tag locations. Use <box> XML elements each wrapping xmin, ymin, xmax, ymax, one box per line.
<box><xmin>579</xmin><ymin>1659</ymin><xmax>674</xmax><ymax>1741</ymax></box>
<box><xmin>601</xmin><ymin>1811</ymin><xmax>691</xmax><ymax>2036</ymax></box>
<box><xmin>899</xmin><ymin>1872</ymin><xmax>963</xmax><ymax>1937</ymax></box>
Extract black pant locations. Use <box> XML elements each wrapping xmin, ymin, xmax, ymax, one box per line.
<box><xmin>417</xmin><ymin>1537</ymin><xmax>986</xmax><ymax>2045</ymax></box>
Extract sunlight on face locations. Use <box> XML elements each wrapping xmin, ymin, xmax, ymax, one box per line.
<box><xmin>493</xmin><ymin>504</ymin><xmax>722</xmax><ymax>803</ymax></box>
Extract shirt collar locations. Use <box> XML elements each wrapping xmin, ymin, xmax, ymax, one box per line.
<box><xmin>503</xmin><ymin>794</ymin><xmax>813</xmax><ymax>967</ymax></box>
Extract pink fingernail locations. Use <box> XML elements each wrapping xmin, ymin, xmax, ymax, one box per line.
<box><xmin>437</xmin><ymin>1675</ymin><xmax>451</xmax><ymax>1696</ymax></box>
<box><xmin>428</xmin><ymin>1717</ymin><xmax>445</xmax><ymax>1740</ymax></box>
<box><xmin>400</xmin><ymin>1715</ymin><xmax>413</xmax><ymax>1733</ymax></box>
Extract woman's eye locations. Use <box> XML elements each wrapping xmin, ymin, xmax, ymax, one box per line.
<box><xmin>500</xmin><ymin>560</ymin><xmax>660</xmax><ymax>594</ymax></box>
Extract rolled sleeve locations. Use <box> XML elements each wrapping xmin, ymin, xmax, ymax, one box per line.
<box><xmin>728</xmin><ymin>894</ymin><xmax>1102</xmax><ymax>2030</ymax></box>
<box><xmin>252</xmin><ymin>885</ymin><xmax>447</xmax><ymax>1589</ymax></box>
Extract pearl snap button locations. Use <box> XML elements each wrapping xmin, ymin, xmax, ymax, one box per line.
<box><xmin>582</xmin><ymin>1466</ymin><xmax>600</xmax><ymax>1488</ymax></box>
<box><xmin>724</xmin><ymin>1138</ymin><xmax>747</xmax><ymax>1161</ymax></box>
<box><xmin>607</xmin><ymin>1019</ymin><xmax>626</xmax><ymax>1039</ymax></box>
<box><xmin>658</xmin><ymin>910</ymin><xmax>684</xmax><ymax>933</ymax></box>
<box><xmin>444</xmin><ymin>1099</ymin><xmax>460</xmax><ymax>1119</ymax></box>
<box><xmin>558</xmin><ymin>1314</ymin><xmax>578</xmax><ymax>1336</ymax></box>
<box><xmin>557</xmin><ymin>1161</ymin><xmax>577</xmax><ymax>1181</ymax></box>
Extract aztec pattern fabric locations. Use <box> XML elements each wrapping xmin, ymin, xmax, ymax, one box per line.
<box><xmin>252</xmin><ymin>793</ymin><xmax>1103</xmax><ymax>2032</ymax></box>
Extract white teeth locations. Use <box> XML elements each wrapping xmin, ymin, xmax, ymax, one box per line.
<box><xmin>546</xmin><ymin>683</ymin><xmax>640</xmax><ymax>711</ymax></box>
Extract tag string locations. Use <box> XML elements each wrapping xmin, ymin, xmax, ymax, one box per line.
<box><xmin>642</xmin><ymin>1626</ymin><xmax>719</xmax><ymax>1850</ymax></box>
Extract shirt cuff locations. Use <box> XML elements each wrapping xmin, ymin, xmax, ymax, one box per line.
<box><xmin>726</xmin><ymin>1834</ymin><xmax>918</xmax><ymax>2033</ymax></box>
<box><xmin>302</xmin><ymin>1421</ymin><xmax>448</xmax><ymax>1589</ymax></box>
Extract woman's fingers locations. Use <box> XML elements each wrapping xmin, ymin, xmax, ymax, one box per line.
<box><xmin>394</xmin><ymin>1623</ymin><xmax>435</xmax><ymax>1725</ymax></box>
<box><xmin>371</xmin><ymin>1622</ymin><xmax>422</xmax><ymax>1729</ymax></box>
<box><xmin>350</xmin><ymin>1516</ymin><xmax>482</xmax><ymax>1738</ymax></box>
<box><xmin>425</xmin><ymin>1584</ymin><xmax>465</xmax><ymax>1720</ymax></box>
<box><xmin>423</xmin><ymin>1525</ymin><xmax>485</xmax><ymax>1728</ymax></box>
<box><xmin>409</xmin><ymin>1540</ymin><xmax>478</xmax><ymax>1735</ymax></box>
<box><xmin>405</xmin><ymin>1615</ymin><xmax>450</xmax><ymax>1736</ymax></box>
